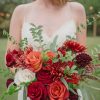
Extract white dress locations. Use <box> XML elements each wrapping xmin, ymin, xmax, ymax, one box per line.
<box><xmin>15</xmin><ymin>19</ymin><xmax>83</xmax><ymax>100</ymax></box>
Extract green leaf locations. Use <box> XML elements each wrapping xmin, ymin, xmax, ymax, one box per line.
<box><xmin>19</xmin><ymin>38</ymin><xmax>28</xmax><ymax>50</ymax></box>
<box><xmin>23</xmin><ymin>86</ymin><xmax>27</xmax><ymax>100</ymax></box>
<box><xmin>93</xmin><ymin>68</ymin><xmax>100</xmax><ymax>76</ymax></box>
<box><xmin>0</xmin><ymin>92</ymin><xmax>8</xmax><ymax>100</ymax></box>
<box><xmin>61</xmin><ymin>77</ymin><xmax>68</xmax><ymax>89</ymax></box>
<box><xmin>41</xmin><ymin>51</ymin><xmax>49</xmax><ymax>62</ymax></box>
<box><xmin>64</xmin><ymin>66</ymin><xmax>70</xmax><ymax>75</ymax></box>
<box><xmin>71</xmin><ymin>65</ymin><xmax>77</xmax><ymax>70</ymax></box>
<box><xmin>69</xmin><ymin>88</ymin><xmax>78</xmax><ymax>95</ymax></box>
<box><xmin>30</xmin><ymin>24</ymin><xmax>46</xmax><ymax>49</ymax></box>
<box><xmin>52</xmin><ymin>57</ymin><xmax>59</xmax><ymax>63</ymax></box>
<box><xmin>50</xmin><ymin>35</ymin><xmax>58</xmax><ymax>52</ymax></box>
<box><xmin>7</xmin><ymin>84</ymin><xmax>21</xmax><ymax>95</ymax></box>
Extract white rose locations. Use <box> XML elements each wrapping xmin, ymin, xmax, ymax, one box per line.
<box><xmin>14</xmin><ymin>69</ymin><xmax>35</xmax><ymax>85</ymax></box>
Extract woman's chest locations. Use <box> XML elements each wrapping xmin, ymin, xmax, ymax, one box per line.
<box><xmin>25</xmin><ymin>8</ymin><xmax>75</xmax><ymax>36</ymax></box>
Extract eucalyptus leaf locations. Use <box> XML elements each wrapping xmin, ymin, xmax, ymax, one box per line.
<box><xmin>7</xmin><ymin>83</ymin><xmax>21</xmax><ymax>95</ymax></box>
<box><xmin>50</xmin><ymin>35</ymin><xmax>58</xmax><ymax>52</ymax></box>
<box><xmin>61</xmin><ymin>77</ymin><xmax>68</xmax><ymax>89</ymax></box>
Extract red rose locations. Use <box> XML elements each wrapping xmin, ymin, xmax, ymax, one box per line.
<box><xmin>48</xmin><ymin>81</ymin><xmax>69</xmax><ymax>100</ymax></box>
<box><xmin>36</xmin><ymin>69</ymin><xmax>53</xmax><ymax>85</ymax></box>
<box><xmin>6</xmin><ymin>50</ymin><xmax>20</xmax><ymax>68</ymax></box>
<box><xmin>6</xmin><ymin>53</ymin><xmax>16</xmax><ymax>68</ymax></box>
<box><xmin>6</xmin><ymin>78</ymin><xmax>14</xmax><ymax>88</ymax></box>
<box><xmin>27</xmin><ymin>81</ymin><xmax>48</xmax><ymax>100</ymax></box>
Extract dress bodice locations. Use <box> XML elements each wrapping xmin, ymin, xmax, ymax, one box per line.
<box><xmin>21</xmin><ymin>20</ymin><xmax>77</xmax><ymax>49</ymax></box>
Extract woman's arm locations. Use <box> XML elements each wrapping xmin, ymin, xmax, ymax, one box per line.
<box><xmin>6</xmin><ymin>5</ymin><xmax>24</xmax><ymax>73</ymax></box>
<box><xmin>76</xmin><ymin>3</ymin><xmax>87</xmax><ymax>46</ymax></box>
<box><xmin>7</xmin><ymin>5</ymin><xmax>24</xmax><ymax>50</ymax></box>
<box><xmin>72</xmin><ymin>2</ymin><xmax>87</xmax><ymax>46</ymax></box>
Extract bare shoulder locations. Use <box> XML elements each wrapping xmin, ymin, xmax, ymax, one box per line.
<box><xmin>69</xmin><ymin>2</ymin><xmax>86</xmax><ymax>15</ymax></box>
<box><xmin>13</xmin><ymin>3</ymin><xmax>33</xmax><ymax>17</ymax></box>
<box><xmin>12</xmin><ymin>4</ymin><xmax>28</xmax><ymax>16</ymax></box>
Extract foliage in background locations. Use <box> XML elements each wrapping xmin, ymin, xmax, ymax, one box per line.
<box><xmin>78</xmin><ymin>0</ymin><xmax>100</xmax><ymax>36</ymax></box>
<box><xmin>0</xmin><ymin>0</ymin><xmax>33</xmax><ymax>37</ymax></box>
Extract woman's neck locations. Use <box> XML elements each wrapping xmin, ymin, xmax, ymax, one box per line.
<box><xmin>36</xmin><ymin>0</ymin><xmax>52</xmax><ymax>7</ymax></box>
<box><xmin>35</xmin><ymin>0</ymin><xmax>63</xmax><ymax>10</ymax></box>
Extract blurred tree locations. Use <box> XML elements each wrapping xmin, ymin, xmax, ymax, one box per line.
<box><xmin>0</xmin><ymin>0</ymin><xmax>33</xmax><ymax>38</ymax></box>
<box><xmin>78</xmin><ymin>0</ymin><xmax>100</xmax><ymax>36</ymax></box>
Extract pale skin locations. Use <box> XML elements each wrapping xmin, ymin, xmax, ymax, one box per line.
<box><xmin>6</xmin><ymin>0</ymin><xmax>87</xmax><ymax>73</ymax></box>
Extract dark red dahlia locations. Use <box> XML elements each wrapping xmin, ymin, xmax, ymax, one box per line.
<box><xmin>75</xmin><ymin>53</ymin><xmax>92</xmax><ymax>68</ymax></box>
<box><xmin>64</xmin><ymin>40</ymin><xmax>86</xmax><ymax>53</ymax></box>
<box><xmin>69</xmin><ymin>89</ymin><xmax>78</xmax><ymax>100</ymax></box>
<box><xmin>6</xmin><ymin>78</ymin><xmax>14</xmax><ymax>88</ymax></box>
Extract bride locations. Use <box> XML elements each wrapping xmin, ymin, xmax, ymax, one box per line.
<box><xmin>7</xmin><ymin>0</ymin><xmax>86</xmax><ymax>100</ymax></box>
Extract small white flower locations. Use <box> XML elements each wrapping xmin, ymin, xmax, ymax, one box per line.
<box><xmin>14</xmin><ymin>69</ymin><xmax>35</xmax><ymax>85</ymax></box>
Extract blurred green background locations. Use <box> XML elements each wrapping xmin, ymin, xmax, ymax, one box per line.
<box><xmin>0</xmin><ymin>0</ymin><xmax>100</xmax><ymax>100</ymax></box>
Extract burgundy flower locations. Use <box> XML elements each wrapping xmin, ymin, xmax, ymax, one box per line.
<box><xmin>6</xmin><ymin>49</ymin><xmax>25</xmax><ymax>68</ymax></box>
<box><xmin>46</xmin><ymin>61</ymin><xmax>67</xmax><ymax>81</ymax></box>
<box><xmin>64</xmin><ymin>40</ymin><xmax>86</xmax><ymax>53</ymax></box>
<box><xmin>6</xmin><ymin>49</ymin><xmax>20</xmax><ymax>68</ymax></box>
<box><xmin>6</xmin><ymin>78</ymin><xmax>14</xmax><ymax>88</ymax></box>
<box><xmin>76</xmin><ymin>53</ymin><xmax>92</xmax><ymax>68</ymax></box>
<box><xmin>12</xmin><ymin>50</ymin><xmax>19</xmax><ymax>55</ymax></box>
<box><xmin>36</xmin><ymin>69</ymin><xmax>53</xmax><ymax>85</ymax></box>
<box><xmin>57</xmin><ymin>46</ymin><xmax>66</xmax><ymax>56</ymax></box>
<box><xmin>69</xmin><ymin>89</ymin><xmax>78</xmax><ymax>100</ymax></box>
<box><xmin>27</xmin><ymin>81</ymin><xmax>48</xmax><ymax>100</ymax></box>
<box><xmin>6</xmin><ymin>53</ymin><xmax>16</xmax><ymax>68</ymax></box>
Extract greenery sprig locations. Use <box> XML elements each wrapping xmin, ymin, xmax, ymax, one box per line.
<box><xmin>91</xmin><ymin>45</ymin><xmax>100</xmax><ymax>65</ymax></box>
<box><xmin>3</xmin><ymin>30</ymin><xmax>28</xmax><ymax>50</ymax></box>
<box><xmin>30</xmin><ymin>24</ymin><xmax>46</xmax><ymax>49</ymax></box>
<box><xmin>3</xmin><ymin>30</ymin><xmax>18</xmax><ymax>45</ymax></box>
<box><xmin>19</xmin><ymin>38</ymin><xmax>28</xmax><ymax>50</ymax></box>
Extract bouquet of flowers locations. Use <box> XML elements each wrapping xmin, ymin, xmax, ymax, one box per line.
<box><xmin>1</xmin><ymin>24</ymin><xmax>100</xmax><ymax>100</ymax></box>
